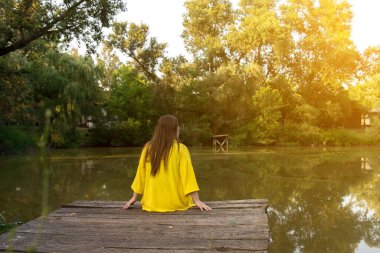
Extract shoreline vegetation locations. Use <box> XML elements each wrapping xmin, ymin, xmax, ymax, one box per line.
<box><xmin>2</xmin><ymin>0</ymin><xmax>380</xmax><ymax>155</ymax></box>
<box><xmin>1</xmin><ymin>125</ymin><xmax>380</xmax><ymax>155</ymax></box>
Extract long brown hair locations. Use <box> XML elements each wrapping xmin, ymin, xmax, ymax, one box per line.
<box><xmin>145</xmin><ymin>115</ymin><xmax>179</xmax><ymax>176</ymax></box>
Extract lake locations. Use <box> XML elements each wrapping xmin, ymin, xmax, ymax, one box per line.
<box><xmin>0</xmin><ymin>146</ymin><xmax>379</xmax><ymax>252</ymax></box>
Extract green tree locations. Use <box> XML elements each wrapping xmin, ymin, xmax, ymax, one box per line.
<box><xmin>349</xmin><ymin>46</ymin><xmax>380</xmax><ymax>110</ymax></box>
<box><xmin>106</xmin><ymin>22</ymin><xmax>167</xmax><ymax>84</ymax></box>
<box><xmin>280</xmin><ymin>0</ymin><xmax>361</xmax><ymax>127</ymax></box>
<box><xmin>361</xmin><ymin>46</ymin><xmax>380</xmax><ymax>77</ymax></box>
<box><xmin>183</xmin><ymin>0</ymin><xmax>233</xmax><ymax>71</ymax></box>
<box><xmin>227</xmin><ymin>0</ymin><xmax>292</xmax><ymax>78</ymax></box>
<box><xmin>0</xmin><ymin>51</ymin><xmax>33</xmax><ymax>124</ymax></box>
<box><xmin>97</xmin><ymin>44</ymin><xmax>122</xmax><ymax>90</ymax></box>
<box><xmin>235</xmin><ymin>86</ymin><xmax>283</xmax><ymax>145</ymax></box>
<box><xmin>106</xmin><ymin>21</ymin><xmax>177</xmax><ymax>114</ymax></box>
<box><xmin>0</xmin><ymin>0</ymin><xmax>126</xmax><ymax>56</ymax></box>
<box><xmin>27</xmin><ymin>47</ymin><xmax>103</xmax><ymax>146</ymax></box>
<box><xmin>103</xmin><ymin>65</ymin><xmax>155</xmax><ymax>146</ymax></box>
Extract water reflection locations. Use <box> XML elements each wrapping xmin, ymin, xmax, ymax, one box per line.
<box><xmin>0</xmin><ymin>147</ymin><xmax>379</xmax><ymax>252</ymax></box>
<box><xmin>361</xmin><ymin>157</ymin><xmax>372</xmax><ymax>170</ymax></box>
<box><xmin>80</xmin><ymin>159</ymin><xmax>94</xmax><ymax>178</ymax></box>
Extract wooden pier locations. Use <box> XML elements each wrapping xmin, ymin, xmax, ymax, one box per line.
<box><xmin>0</xmin><ymin>199</ymin><xmax>269</xmax><ymax>252</ymax></box>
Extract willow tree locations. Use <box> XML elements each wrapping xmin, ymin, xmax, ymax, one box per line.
<box><xmin>28</xmin><ymin>48</ymin><xmax>102</xmax><ymax>146</ymax></box>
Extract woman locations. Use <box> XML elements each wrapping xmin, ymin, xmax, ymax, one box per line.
<box><xmin>123</xmin><ymin>115</ymin><xmax>211</xmax><ymax>212</ymax></box>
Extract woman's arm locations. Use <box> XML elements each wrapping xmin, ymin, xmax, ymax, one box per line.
<box><xmin>123</xmin><ymin>192</ymin><xmax>139</xmax><ymax>210</ymax></box>
<box><xmin>190</xmin><ymin>191</ymin><xmax>212</xmax><ymax>211</ymax></box>
<box><xmin>124</xmin><ymin>146</ymin><xmax>147</xmax><ymax>210</ymax></box>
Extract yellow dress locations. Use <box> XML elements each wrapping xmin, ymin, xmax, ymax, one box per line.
<box><xmin>131</xmin><ymin>142</ymin><xmax>200</xmax><ymax>212</ymax></box>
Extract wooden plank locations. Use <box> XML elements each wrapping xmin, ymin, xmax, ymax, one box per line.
<box><xmin>52</xmin><ymin>206</ymin><xmax>267</xmax><ymax>216</ymax></box>
<box><xmin>212</xmin><ymin>134</ymin><xmax>229</xmax><ymax>138</ymax></box>
<box><xmin>63</xmin><ymin>200</ymin><xmax>269</xmax><ymax>212</ymax></box>
<box><xmin>56</xmin><ymin>205</ymin><xmax>268</xmax><ymax>217</ymax></box>
<box><xmin>1</xmin><ymin>233</ymin><xmax>269</xmax><ymax>251</ymax></box>
<box><xmin>64</xmin><ymin>199</ymin><xmax>268</xmax><ymax>206</ymax></box>
<box><xmin>12</xmin><ymin>227</ymin><xmax>269</xmax><ymax>241</ymax></box>
<box><xmin>12</xmin><ymin>218</ymin><xmax>269</xmax><ymax>240</ymax></box>
<box><xmin>0</xmin><ymin>199</ymin><xmax>270</xmax><ymax>252</ymax></box>
<box><xmin>41</xmin><ymin>215</ymin><xmax>268</xmax><ymax>227</ymax></box>
<box><xmin>3</xmin><ymin>227</ymin><xmax>269</xmax><ymax>243</ymax></box>
<box><xmin>0</xmin><ymin>244</ymin><xmax>268</xmax><ymax>253</ymax></box>
<box><xmin>0</xmin><ymin>248</ymin><xmax>268</xmax><ymax>253</ymax></box>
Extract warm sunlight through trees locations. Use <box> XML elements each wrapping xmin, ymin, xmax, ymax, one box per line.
<box><xmin>1</xmin><ymin>0</ymin><xmax>380</xmax><ymax>150</ymax></box>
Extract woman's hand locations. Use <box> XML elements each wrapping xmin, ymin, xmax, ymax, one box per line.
<box><xmin>123</xmin><ymin>193</ymin><xmax>138</xmax><ymax>210</ymax></box>
<box><xmin>190</xmin><ymin>191</ymin><xmax>212</xmax><ymax>211</ymax></box>
<box><xmin>194</xmin><ymin>200</ymin><xmax>212</xmax><ymax>211</ymax></box>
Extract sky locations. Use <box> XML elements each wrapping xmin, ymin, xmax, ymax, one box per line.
<box><xmin>116</xmin><ymin>0</ymin><xmax>380</xmax><ymax>57</ymax></box>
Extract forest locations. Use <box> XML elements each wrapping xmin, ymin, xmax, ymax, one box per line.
<box><xmin>1</xmin><ymin>0</ymin><xmax>380</xmax><ymax>153</ymax></box>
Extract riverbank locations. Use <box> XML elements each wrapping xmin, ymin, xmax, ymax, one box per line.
<box><xmin>1</xmin><ymin>125</ymin><xmax>379</xmax><ymax>155</ymax></box>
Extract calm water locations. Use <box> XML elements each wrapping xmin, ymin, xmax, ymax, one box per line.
<box><xmin>0</xmin><ymin>146</ymin><xmax>379</xmax><ymax>252</ymax></box>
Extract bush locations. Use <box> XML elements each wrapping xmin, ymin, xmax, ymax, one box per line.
<box><xmin>0</xmin><ymin>125</ymin><xmax>37</xmax><ymax>153</ymax></box>
<box><xmin>321</xmin><ymin>129</ymin><xmax>358</xmax><ymax>146</ymax></box>
<box><xmin>180</xmin><ymin>122</ymin><xmax>213</xmax><ymax>146</ymax></box>
<box><xmin>278</xmin><ymin>123</ymin><xmax>321</xmax><ymax>145</ymax></box>
<box><xmin>49</xmin><ymin>128</ymin><xmax>82</xmax><ymax>148</ymax></box>
<box><xmin>86</xmin><ymin>119</ymin><xmax>152</xmax><ymax>147</ymax></box>
<box><xmin>278</xmin><ymin>123</ymin><xmax>380</xmax><ymax>146</ymax></box>
<box><xmin>320</xmin><ymin>128</ymin><xmax>379</xmax><ymax>146</ymax></box>
<box><xmin>85</xmin><ymin>127</ymin><xmax>112</xmax><ymax>146</ymax></box>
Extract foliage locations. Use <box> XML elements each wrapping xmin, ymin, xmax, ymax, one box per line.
<box><xmin>0</xmin><ymin>125</ymin><xmax>37</xmax><ymax>153</ymax></box>
<box><xmin>107</xmin><ymin>65</ymin><xmax>154</xmax><ymax>121</ymax></box>
<box><xmin>0</xmin><ymin>51</ymin><xmax>33</xmax><ymax>124</ymax></box>
<box><xmin>183</xmin><ymin>0</ymin><xmax>233</xmax><ymax>71</ymax></box>
<box><xmin>0</xmin><ymin>211</ymin><xmax>21</xmax><ymax>234</ymax></box>
<box><xmin>227</xmin><ymin>0</ymin><xmax>292</xmax><ymax>78</ymax></box>
<box><xmin>278</xmin><ymin>122</ymin><xmax>321</xmax><ymax>146</ymax></box>
<box><xmin>349</xmin><ymin>74</ymin><xmax>380</xmax><ymax>110</ymax></box>
<box><xmin>320</xmin><ymin>128</ymin><xmax>378</xmax><ymax>146</ymax></box>
<box><xmin>88</xmin><ymin>65</ymin><xmax>155</xmax><ymax>146</ymax></box>
<box><xmin>0</xmin><ymin>43</ymin><xmax>103</xmax><ymax>150</ymax></box>
<box><xmin>235</xmin><ymin>86</ymin><xmax>283</xmax><ymax>145</ymax></box>
<box><xmin>106</xmin><ymin>22</ymin><xmax>167</xmax><ymax>84</ymax></box>
<box><xmin>26</xmin><ymin>48</ymin><xmax>103</xmax><ymax>147</ymax></box>
<box><xmin>321</xmin><ymin>128</ymin><xmax>359</xmax><ymax>146</ymax></box>
<box><xmin>105</xmin><ymin>22</ymin><xmax>177</xmax><ymax>114</ymax></box>
<box><xmin>361</xmin><ymin>46</ymin><xmax>380</xmax><ymax>77</ymax></box>
<box><xmin>280</xmin><ymin>0</ymin><xmax>361</xmax><ymax>127</ymax></box>
<box><xmin>176</xmin><ymin>0</ymin><xmax>365</xmax><ymax>145</ymax></box>
<box><xmin>2</xmin><ymin>0</ymin><xmax>380</xmax><ymax>150</ymax></box>
<box><xmin>364</xmin><ymin>116</ymin><xmax>380</xmax><ymax>142</ymax></box>
<box><xmin>179</xmin><ymin>121</ymin><xmax>213</xmax><ymax>146</ymax></box>
<box><xmin>0</xmin><ymin>0</ymin><xmax>126</xmax><ymax>56</ymax></box>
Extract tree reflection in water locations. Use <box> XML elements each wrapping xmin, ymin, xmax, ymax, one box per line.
<box><xmin>192</xmin><ymin>148</ymin><xmax>380</xmax><ymax>253</ymax></box>
<box><xmin>0</xmin><ymin>147</ymin><xmax>379</xmax><ymax>252</ymax></box>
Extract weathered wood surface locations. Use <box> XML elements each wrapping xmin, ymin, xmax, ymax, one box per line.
<box><xmin>0</xmin><ymin>199</ymin><xmax>269</xmax><ymax>253</ymax></box>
